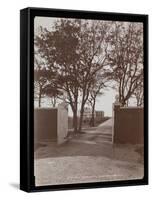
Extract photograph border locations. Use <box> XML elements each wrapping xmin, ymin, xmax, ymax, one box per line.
<box><xmin>20</xmin><ymin>7</ymin><xmax>148</xmax><ymax>192</ymax></box>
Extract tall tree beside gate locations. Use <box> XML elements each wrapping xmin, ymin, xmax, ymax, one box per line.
<box><xmin>35</xmin><ymin>19</ymin><xmax>111</xmax><ymax>132</ymax></box>
<box><xmin>133</xmin><ymin>74</ymin><xmax>144</xmax><ymax>106</ymax></box>
<box><xmin>76</xmin><ymin>21</ymin><xmax>111</xmax><ymax>131</ymax></box>
<box><xmin>35</xmin><ymin>19</ymin><xmax>81</xmax><ymax>133</ymax></box>
<box><xmin>106</xmin><ymin>22</ymin><xmax>143</xmax><ymax>106</ymax></box>
<box><xmin>88</xmin><ymin>73</ymin><xmax>106</xmax><ymax>127</ymax></box>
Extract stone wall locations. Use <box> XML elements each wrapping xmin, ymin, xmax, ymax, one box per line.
<box><xmin>34</xmin><ymin>104</ymin><xmax>68</xmax><ymax>146</ymax></box>
<box><xmin>113</xmin><ymin>104</ymin><xmax>144</xmax><ymax>144</ymax></box>
<box><xmin>34</xmin><ymin>108</ymin><xmax>57</xmax><ymax>143</ymax></box>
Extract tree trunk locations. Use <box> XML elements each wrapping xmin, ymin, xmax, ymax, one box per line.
<box><xmin>38</xmin><ymin>86</ymin><xmax>42</xmax><ymax>107</ymax></box>
<box><xmin>90</xmin><ymin>99</ymin><xmax>96</xmax><ymax>127</ymax></box>
<box><xmin>119</xmin><ymin>93</ymin><xmax>126</xmax><ymax>107</ymax></box>
<box><xmin>78</xmin><ymin>88</ymin><xmax>90</xmax><ymax>132</ymax></box>
<box><xmin>78</xmin><ymin>102</ymin><xmax>85</xmax><ymax>132</ymax></box>
<box><xmin>52</xmin><ymin>96</ymin><xmax>56</xmax><ymax>107</ymax></box>
<box><xmin>121</xmin><ymin>99</ymin><xmax>126</xmax><ymax>107</ymax></box>
<box><xmin>73</xmin><ymin>110</ymin><xmax>78</xmax><ymax>133</ymax></box>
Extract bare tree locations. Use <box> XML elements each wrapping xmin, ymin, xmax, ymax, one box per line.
<box><xmin>106</xmin><ymin>22</ymin><xmax>143</xmax><ymax>106</ymax></box>
<box><xmin>77</xmin><ymin>21</ymin><xmax>111</xmax><ymax>131</ymax></box>
<box><xmin>88</xmin><ymin>85</ymin><xmax>104</xmax><ymax>127</ymax></box>
<box><xmin>35</xmin><ymin>19</ymin><xmax>111</xmax><ymax>133</ymax></box>
<box><xmin>34</xmin><ymin>52</ymin><xmax>61</xmax><ymax>108</ymax></box>
<box><xmin>43</xmin><ymin>84</ymin><xmax>63</xmax><ymax>107</ymax></box>
<box><xmin>34</xmin><ymin>57</ymin><xmax>48</xmax><ymax>107</ymax></box>
<box><xmin>133</xmin><ymin>75</ymin><xmax>144</xmax><ymax>106</ymax></box>
<box><xmin>35</xmin><ymin>19</ymin><xmax>81</xmax><ymax>133</ymax></box>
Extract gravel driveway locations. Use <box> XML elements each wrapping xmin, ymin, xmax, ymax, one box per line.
<box><xmin>35</xmin><ymin>141</ymin><xmax>144</xmax><ymax>186</ymax></box>
<box><xmin>34</xmin><ymin>119</ymin><xmax>144</xmax><ymax>186</ymax></box>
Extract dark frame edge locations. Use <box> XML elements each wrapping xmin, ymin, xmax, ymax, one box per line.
<box><xmin>20</xmin><ymin>7</ymin><xmax>29</xmax><ymax>192</ymax></box>
<box><xmin>20</xmin><ymin>8</ymin><xmax>34</xmax><ymax>192</ymax></box>
<box><xmin>23</xmin><ymin>7</ymin><xmax>148</xmax><ymax>18</ymax></box>
<box><xmin>143</xmin><ymin>14</ymin><xmax>149</xmax><ymax>186</ymax></box>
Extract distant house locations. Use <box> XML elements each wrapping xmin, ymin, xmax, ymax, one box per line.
<box><xmin>95</xmin><ymin>111</ymin><xmax>104</xmax><ymax>122</ymax></box>
<box><xmin>83</xmin><ymin>107</ymin><xmax>94</xmax><ymax>120</ymax></box>
<box><xmin>82</xmin><ymin>107</ymin><xmax>104</xmax><ymax>124</ymax></box>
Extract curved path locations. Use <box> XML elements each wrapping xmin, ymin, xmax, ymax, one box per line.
<box><xmin>71</xmin><ymin>118</ymin><xmax>113</xmax><ymax>144</ymax></box>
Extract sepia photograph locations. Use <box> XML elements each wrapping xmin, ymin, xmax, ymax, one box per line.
<box><xmin>33</xmin><ymin>15</ymin><xmax>145</xmax><ymax>187</ymax></box>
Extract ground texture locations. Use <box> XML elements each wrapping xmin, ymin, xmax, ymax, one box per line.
<box><xmin>34</xmin><ymin>119</ymin><xmax>144</xmax><ymax>186</ymax></box>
